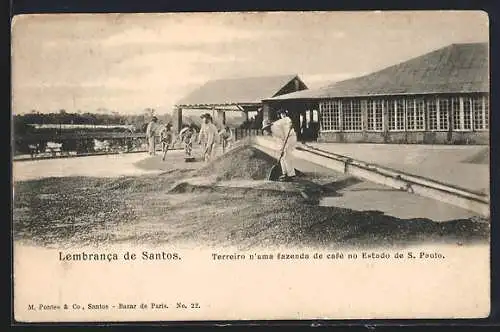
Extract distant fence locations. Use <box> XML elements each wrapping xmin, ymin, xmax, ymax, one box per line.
<box><xmin>13</xmin><ymin>132</ymin><xmax>161</xmax><ymax>158</ymax></box>
<box><xmin>28</xmin><ymin>124</ymin><xmax>137</xmax><ymax>131</ymax></box>
<box><xmin>18</xmin><ymin>132</ymin><xmax>145</xmax><ymax>142</ymax></box>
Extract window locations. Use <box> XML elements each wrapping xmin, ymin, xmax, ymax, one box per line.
<box><xmin>343</xmin><ymin>100</ymin><xmax>362</xmax><ymax>131</ymax></box>
<box><xmin>388</xmin><ymin>100</ymin><xmax>405</xmax><ymax>131</ymax></box>
<box><xmin>439</xmin><ymin>98</ymin><xmax>450</xmax><ymax>130</ymax></box>
<box><xmin>407</xmin><ymin>99</ymin><xmax>415</xmax><ymax>130</ymax></box>
<box><xmin>473</xmin><ymin>95</ymin><xmax>489</xmax><ymax>131</ymax></box>
<box><xmin>428</xmin><ymin>99</ymin><xmax>438</xmax><ymax>130</ymax></box>
<box><xmin>342</xmin><ymin>100</ymin><xmax>352</xmax><ymax>131</ymax></box>
<box><xmin>351</xmin><ymin>100</ymin><xmax>363</xmax><ymax>131</ymax></box>
<box><xmin>455</xmin><ymin>97</ymin><xmax>472</xmax><ymax>131</ymax></box>
<box><xmin>428</xmin><ymin>98</ymin><xmax>449</xmax><ymax>131</ymax></box>
<box><xmin>367</xmin><ymin>100</ymin><xmax>384</xmax><ymax>131</ymax></box>
<box><xmin>465</xmin><ymin>99</ymin><xmax>472</xmax><ymax>130</ymax></box>
<box><xmin>388</xmin><ymin>101</ymin><xmax>395</xmax><ymax>130</ymax></box>
<box><xmin>406</xmin><ymin>98</ymin><xmax>425</xmax><ymax>131</ymax></box>
<box><xmin>321</xmin><ymin>100</ymin><xmax>362</xmax><ymax>132</ymax></box>
<box><xmin>452</xmin><ymin>97</ymin><xmax>461</xmax><ymax>130</ymax></box>
<box><xmin>416</xmin><ymin>99</ymin><xmax>425</xmax><ymax>130</ymax></box>
<box><xmin>319</xmin><ymin>101</ymin><xmax>341</xmax><ymax>131</ymax></box>
<box><xmin>485</xmin><ymin>97</ymin><xmax>489</xmax><ymax>129</ymax></box>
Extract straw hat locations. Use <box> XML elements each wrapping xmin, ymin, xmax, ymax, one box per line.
<box><xmin>277</xmin><ymin>109</ymin><xmax>289</xmax><ymax>117</ymax></box>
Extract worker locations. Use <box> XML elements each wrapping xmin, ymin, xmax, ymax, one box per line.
<box><xmin>178</xmin><ymin>124</ymin><xmax>195</xmax><ymax>159</ymax></box>
<box><xmin>219</xmin><ymin>125</ymin><xmax>233</xmax><ymax>153</ymax></box>
<box><xmin>200</xmin><ymin>113</ymin><xmax>219</xmax><ymax>162</ymax></box>
<box><xmin>197</xmin><ymin>113</ymin><xmax>209</xmax><ymax>154</ymax></box>
<box><xmin>262</xmin><ymin>109</ymin><xmax>297</xmax><ymax>181</ymax></box>
<box><xmin>146</xmin><ymin>116</ymin><xmax>158</xmax><ymax>155</ymax></box>
<box><xmin>160</xmin><ymin>122</ymin><xmax>174</xmax><ymax>161</ymax></box>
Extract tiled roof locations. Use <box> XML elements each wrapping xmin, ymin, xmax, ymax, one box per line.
<box><xmin>267</xmin><ymin>42</ymin><xmax>489</xmax><ymax>101</ymax></box>
<box><xmin>176</xmin><ymin>74</ymin><xmax>307</xmax><ymax>106</ymax></box>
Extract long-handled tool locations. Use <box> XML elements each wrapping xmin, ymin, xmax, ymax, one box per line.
<box><xmin>161</xmin><ymin>140</ymin><xmax>171</xmax><ymax>161</ymax></box>
<box><xmin>267</xmin><ymin>125</ymin><xmax>294</xmax><ymax>181</ymax></box>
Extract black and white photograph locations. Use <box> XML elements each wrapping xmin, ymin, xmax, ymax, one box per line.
<box><xmin>12</xmin><ymin>11</ymin><xmax>490</xmax><ymax>322</ymax></box>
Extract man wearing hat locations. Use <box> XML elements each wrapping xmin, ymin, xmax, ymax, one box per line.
<box><xmin>197</xmin><ymin>113</ymin><xmax>210</xmax><ymax>153</ymax></box>
<box><xmin>200</xmin><ymin>113</ymin><xmax>219</xmax><ymax>162</ymax></box>
<box><xmin>160</xmin><ymin>122</ymin><xmax>174</xmax><ymax>161</ymax></box>
<box><xmin>197</xmin><ymin>113</ymin><xmax>212</xmax><ymax>158</ymax></box>
<box><xmin>262</xmin><ymin>109</ymin><xmax>297</xmax><ymax>181</ymax></box>
<box><xmin>146</xmin><ymin>116</ymin><xmax>159</xmax><ymax>155</ymax></box>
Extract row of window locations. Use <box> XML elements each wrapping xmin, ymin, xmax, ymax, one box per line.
<box><xmin>319</xmin><ymin>95</ymin><xmax>489</xmax><ymax>132</ymax></box>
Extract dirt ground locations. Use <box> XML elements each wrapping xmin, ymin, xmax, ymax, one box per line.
<box><xmin>13</xmin><ymin>153</ymin><xmax>163</xmax><ymax>181</ymax></box>
<box><xmin>13</xmin><ymin>145</ymin><xmax>489</xmax><ymax>250</ymax></box>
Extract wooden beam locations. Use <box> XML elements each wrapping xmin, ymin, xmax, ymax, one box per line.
<box><xmin>176</xmin><ymin>105</ymin><xmax>251</xmax><ymax>112</ymax></box>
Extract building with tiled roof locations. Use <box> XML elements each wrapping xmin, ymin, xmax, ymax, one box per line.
<box><xmin>263</xmin><ymin>42</ymin><xmax>489</xmax><ymax>144</ymax></box>
<box><xmin>173</xmin><ymin>74</ymin><xmax>308</xmax><ymax>133</ymax></box>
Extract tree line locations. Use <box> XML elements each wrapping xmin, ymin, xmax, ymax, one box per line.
<box><xmin>13</xmin><ymin>109</ymin><xmax>174</xmax><ymax>135</ymax></box>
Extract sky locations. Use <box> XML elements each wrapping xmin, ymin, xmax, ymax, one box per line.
<box><xmin>11</xmin><ymin>11</ymin><xmax>489</xmax><ymax>115</ymax></box>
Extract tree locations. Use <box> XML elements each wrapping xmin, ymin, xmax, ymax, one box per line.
<box><xmin>13</xmin><ymin>116</ymin><xmax>30</xmax><ymax>135</ymax></box>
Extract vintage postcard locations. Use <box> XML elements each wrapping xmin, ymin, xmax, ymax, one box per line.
<box><xmin>12</xmin><ymin>11</ymin><xmax>490</xmax><ymax>322</ymax></box>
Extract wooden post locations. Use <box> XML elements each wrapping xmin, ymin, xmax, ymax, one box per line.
<box><xmin>173</xmin><ymin>107</ymin><xmax>183</xmax><ymax>134</ymax></box>
<box><xmin>425</xmin><ymin>98</ymin><xmax>431</xmax><ymax>132</ymax></box>
<box><xmin>447</xmin><ymin>97</ymin><xmax>453</xmax><ymax>143</ymax></box>
<box><xmin>402</xmin><ymin>99</ymin><xmax>408</xmax><ymax>143</ymax></box>
<box><xmin>361</xmin><ymin>99</ymin><xmax>368</xmax><ymax>141</ymax></box>
<box><xmin>216</xmin><ymin>109</ymin><xmax>226</xmax><ymax>127</ymax></box>
<box><xmin>383</xmin><ymin>99</ymin><xmax>390</xmax><ymax>142</ymax></box>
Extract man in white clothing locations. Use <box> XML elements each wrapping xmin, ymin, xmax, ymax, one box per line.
<box><xmin>146</xmin><ymin>116</ymin><xmax>158</xmax><ymax>155</ymax></box>
<box><xmin>201</xmin><ymin>113</ymin><xmax>219</xmax><ymax>162</ymax></box>
<box><xmin>262</xmin><ymin>110</ymin><xmax>297</xmax><ymax>181</ymax></box>
<box><xmin>197</xmin><ymin>113</ymin><xmax>209</xmax><ymax>153</ymax></box>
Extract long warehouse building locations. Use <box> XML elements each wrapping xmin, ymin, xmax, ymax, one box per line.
<box><xmin>263</xmin><ymin>42</ymin><xmax>489</xmax><ymax>144</ymax></box>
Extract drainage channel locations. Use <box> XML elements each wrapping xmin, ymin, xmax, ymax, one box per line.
<box><xmin>251</xmin><ymin>137</ymin><xmax>489</xmax><ymax>218</ymax></box>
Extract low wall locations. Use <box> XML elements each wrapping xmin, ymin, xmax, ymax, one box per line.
<box><xmin>318</xmin><ymin>131</ymin><xmax>489</xmax><ymax>145</ymax></box>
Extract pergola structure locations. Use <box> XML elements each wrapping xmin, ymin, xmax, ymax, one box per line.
<box><xmin>173</xmin><ymin>74</ymin><xmax>308</xmax><ymax>133</ymax></box>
